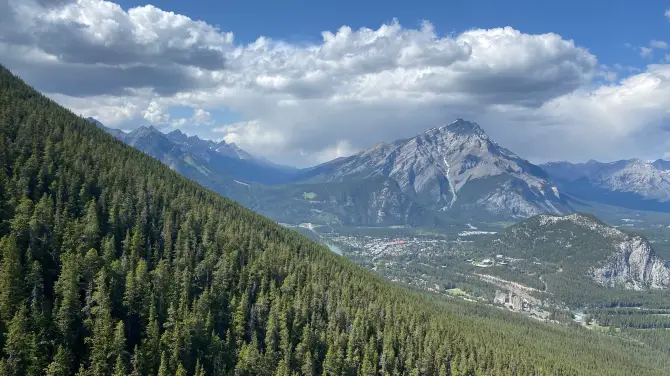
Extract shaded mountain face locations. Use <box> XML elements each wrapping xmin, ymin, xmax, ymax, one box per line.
<box><xmin>252</xmin><ymin>177</ymin><xmax>446</xmax><ymax>228</ymax></box>
<box><xmin>299</xmin><ymin>119</ymin><xmax>567</xmax><ymax>220</ymax></box>
<box><xmin>87</xmin><ymin>116</ymin><xmax>125</xmax><ymax>140</ymax></box>
<box><xmin>481</xmin><ymin>213</ymin><xmax>670</xmax><ymax>291</ymax></box>
<box><xmin>541</xmin><ymin>159</ymin><xmax>670</xmax><ymax>212</ymax></box>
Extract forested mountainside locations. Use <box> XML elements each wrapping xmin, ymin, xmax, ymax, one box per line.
<box><xmin>474</xmin><ymin>213</ymin><xmax>670</xmax><ymax>308</ymax></box>
<box><xmin>1</xmin><ymin>65</ymin><xmax>669</xmax><ymax>375</ymax></box>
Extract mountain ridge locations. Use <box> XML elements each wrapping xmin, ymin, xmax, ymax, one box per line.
<box><xmin>297</xmin><ymin>119</ymin><xmax>568</xmax><ymax>220</ymax></box>
<box><xmin>542</xmin><ymin>159</ymin><xmax>670</xmax><ymax>213</ymax></box>
<box><xmin>480</xmin><ymin>212</ymin><xmax>670</xmax><ymax>292</ymax></box>
<box><xmin>87</xmin><ymin>118</ymin><xmax>299</xmax><ymax>186</ymax></box>
<box><xmin>94</xmin><ymin>117</ymin><xmax>576</xmax><ymax>224</ymax></box>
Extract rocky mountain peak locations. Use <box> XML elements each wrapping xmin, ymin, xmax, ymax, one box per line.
<box><xmin>167</xmin><ymin>129</ymin><xmax>187</xmax><ymax>142</ymax></box>
<box><xmin>306</xmin><ymin>119</ymin><xmax>567</xmax><ymax>219</ymax></box>
<box><xmin>440</xmin><ymin>118</ymin><xmax>488</xmax><ymax>138</ymax></box>
<box><xmin>542</xmin><ymin>157</ymin><xmax>670</xmax><ymax>208</ymax></box>
<box><xmin>627</xmin><ymin>158</ymin><xmax>650</xmax><ymax>167</ymax></box>
<box><xmin>86</xmin><ymin>117</ymin><xmax>104</xmax><ymax>128</ymax></box>
<box><xmin>130</xmin><ymin>125</ymin><xmax>162</xmax><ymax>137</ymax></box>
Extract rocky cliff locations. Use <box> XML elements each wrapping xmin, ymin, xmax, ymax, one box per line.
<box><xmin>593</xmin><ymin>236</ymin><xmax>670</xmax><ymax>290</ymax></box>
<box><xmin>479</xmin><ymin>213</ymin><xmax>670</xmax><ymax>291</ymax></box>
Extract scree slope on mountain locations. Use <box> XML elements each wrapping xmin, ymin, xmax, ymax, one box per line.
<box><xmin>1</xmin><ymin>65</ymin><xmax>669</xmax><ymax>375</ymax></box>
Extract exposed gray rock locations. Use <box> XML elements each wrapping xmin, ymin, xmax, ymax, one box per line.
<box><xmin>481</xmin><ymin>213</ymin><xmax>670</xmax><ymax>291</ymax></box>
<box><xmin>541</xmin><ymin>159</ymin><xmax>670</xmax><ymax>211</ymax></box>
<box><xmin>593</xmin><ymin>236</ymin><xmax>670</xmax><ymax>290</ymax></box>
<box><xmin>166</xmin><ymin>129</ymin><xmax>254</xmax><ymax>161</ymax></box>
<box><xmin>303</xmin><ymin>119</ymin><xmax>567</xmax><ymax>219</ymax></box>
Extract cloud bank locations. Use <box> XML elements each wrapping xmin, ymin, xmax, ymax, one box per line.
<box><xmin>2</xmin><ymin>0</ymin><xmax>670</xmax><ymax>166</ymax></box>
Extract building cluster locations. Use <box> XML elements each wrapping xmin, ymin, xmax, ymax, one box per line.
<box><xmin>473</xmin><ymin>254</ymin><xmax>511</xmax><ymax>267</ymax></box>
<box><xmin>328</xmin><ymin>235</ymin><xmax>451</xmax><ymax>259</ymax></box>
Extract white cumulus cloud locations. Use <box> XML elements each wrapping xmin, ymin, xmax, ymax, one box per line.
<box><xmin>1</xmin><ymin>0</ymin><xmax>670</xmax><ymax>167</ymax></box>
<box><xmin>651</xmin><ymin>40</ymin><xmax>669</xmax><ymax>49</ymax></box>
<box><xmin>640</xmin><ymin>47</ymin><xmax>654</xmax><ymax>57</ymax></box>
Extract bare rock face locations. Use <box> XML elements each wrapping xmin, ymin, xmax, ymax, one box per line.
<box><xmin>541</xmin><ymin>159</ymin><xmax>670</xmax><ymax>212</ymax></box>
<box><xmin>305</xmin><ymin>119</ymin><xmax>568</xmax><ymax>219</ymax></box>
<box><xmin>593</xmin><ymin>236</ymin><xmax>670</xmax><ymax>290</ymax></box>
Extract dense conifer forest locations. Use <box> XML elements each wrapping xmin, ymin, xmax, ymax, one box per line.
<box><xmin>1</xmin><ymin>64</ymin><xmax>669</xmax><ymax>375</ymax></box>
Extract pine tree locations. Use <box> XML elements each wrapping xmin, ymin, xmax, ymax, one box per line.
<box><xmin>88</xmin><ymin>269</ymin><xmax>115</xmax><ymax>376</ymax></box>
<box><xmin>129</xmin><ymin>346</ymin><xmax>142</xmax><ymax>376</ymax></box>
<box><xmin>0</xmin><ymin>359</ymin><xmax>8</xmax><ymax>376</ymax></box>
<box><xmin>157</xmin><ymin>352</ymin><xmax>169</xmax><ymax>376</ymax></box>
<box><xmin>360</xmin><ymin>337</ymin><xmax>378</xmax><ymax>376</ymax></box>
<box><xmin>45</xmin><ymin>345</ymin><xmax>70</xmax><ymax>376</ymax></box>
<box><xmin>141</xmin><ymin>301</ymin><xmax>160</xmax><ymax>375</ymax></box>
<box><xmin>112</xmin><ymin>321</ymin><xmax>127</xmax><ymax>372</ymax></box>
<box><xmin>112</xmin><ymin>355</ymin><xmax>126</xmax><ymax>376</ymax></box>
<box><xmin>233</xmin><ymin>291</ymin><xmax>249</xmax><ymax>348</ymax></box>
<box><xmin>322</xmin><ymin>342</ymin><xmax>341</xmax><ymax>376</ymax></box>
<box><xmin>54</xmin><ymin>250</ymin><xmax>82</xmax><ymax>351</ymax></box>
<box><xmin>3</xmin><ymin>305</ymin><xmax>34</xmax><ymax>375</ymax></box>
<box><xmin>0</xmin><ymin>235</ymin><xmax>23</xmax><ymax>323</ymax></box>
<box><xmin>82</xmin><ymin>199</ymin><xmax>100</xmax><ymax>250</ymax></box>
<box><xmin>175</xmin><ymin>363</ymin><xmax>187</xmax><ymax>376</ymax></box>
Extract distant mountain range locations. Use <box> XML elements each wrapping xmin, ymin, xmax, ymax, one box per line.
<box><xmin>88</xmin><ymin>118</ymin><xmax>298</xmax><ymax>189</ymax></box>
<box><xmin>541</xmin><ymin>159</ymin><xmax>670</xmax><ymax>212</ymax></box>
<box><xmin>92</xmin><ymin>117</ymin><xmax>670</xmax><ymax>227</ymax></box>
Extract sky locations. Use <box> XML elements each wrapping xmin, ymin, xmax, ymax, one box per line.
<box><xmin>1</xmin><ymin>0</ymin><xmax>670</xmax><ymax>167</ymax></box>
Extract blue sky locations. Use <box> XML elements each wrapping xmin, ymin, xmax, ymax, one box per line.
<box><xmin>114</xmin><ymin>0</ymin><xmax>667</xmax><ymax>69</ymax></box>
<box><xmin>1</xmin><ymin>0</ymin><xmax>670</xmax><ymax>166</ymax></box>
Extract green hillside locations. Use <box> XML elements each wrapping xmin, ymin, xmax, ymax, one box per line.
<box><xmin>473</xmin><ymin>213</ymin><xmax>670</xmax><ymax>308</ymax></box>
<box><xmin>0</xmin><ymin>65</ymin><xmax>669</xmax><ymax>375</ymax></box>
